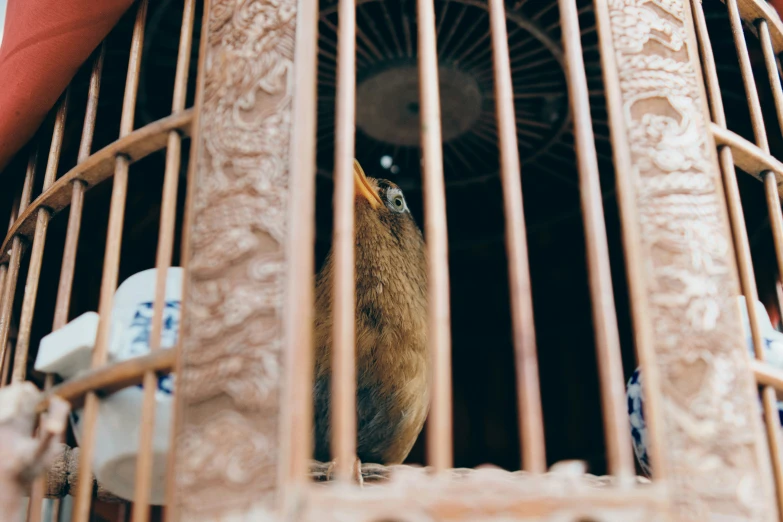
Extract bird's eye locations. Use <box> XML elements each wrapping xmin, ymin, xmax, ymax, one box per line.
<box><xmin>385</xmin><ymin>188</ymin><xmax>407</xmax><ymax>212</ymax></box>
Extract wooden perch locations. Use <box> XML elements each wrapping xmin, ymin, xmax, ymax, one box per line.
<box><xmin>38</xmin><ymin>448</ymin><xmax>384</xmax><ymax>502</ymax></box>
<box><xmin>39</xmin><ymin>445</ymin><xmax>649</xmax><ymax>505</ymax></box>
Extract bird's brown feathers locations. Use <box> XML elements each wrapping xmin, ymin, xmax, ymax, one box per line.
<box><xmin>313</xmin><ymin>176</ymin><xmax>428</xmax><ymax>464</ymax></box>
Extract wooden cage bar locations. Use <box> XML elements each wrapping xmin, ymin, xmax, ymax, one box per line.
<box><xmin>0</xmin><ymin>111</ymin><xmax>192</xmax><ymax>261</ymax></box>
<box><xmin>753</xmin><ymin>358</ymin><xmax>783</xmax><ymax>393</ymax></box>
<box><xmin>0</xmin><ymin>203</ymin><xmax>11</xmax><ymax>301</ymax></box>
<box><xmin>758</xmin><ymin>18</ymin><xmax>783</xmax><ymax>335</ymax></box>
<box><xmin>12</xmin><ymin>92</ymin><xmax>69</xmax><ymax>384</ymax></box>
<box><xmin>726</xmin><ymin>0</ymin><xmax>768</xmax><ymax>151</ymax></box>
<box><xmin>331</xmin><ymin>0</ymin><xmax>359</xmax><ymax>483</ymax></box>
<box><xmin>487</xmin><ymin>0</ymin><xmax>546</xmax><ymax>474</ymax></box>
<box><xmin>49</xmin><ymin>44</ymin><xmax>106</xmax><ymax>348</ymax></box>
<box><xmin>724</xmin><ymin>0</ymin><xmax>783</xmax><ymax>513</ymax></box>
<box><xmin>37</xmin><ymin>350</ymin><xmax>175</xmax><ymax>414</ymax></box>
<box><xmin>557</xmin><ymin>0</ymin><xmax>634</xmax><ymax>482</ymax></box>
<box><xmin>131</xmin><ymin>0</ymin><xmax>195</xmax><ymax>518</ymax></box>
<box><xmin>1</xmin><ymin>338</ymin><xmax>11</xmax><ymax>385</ymax></box>
<box><xmin>711</xmin><ymin>122</ymin><xmax>783</xmax><ymax>187</ymax></box>
<box><xmin>0</xmin><ymin>149</ymin><xmax>38</xmax><ymax>380</ymax></box>
<box><xmin>25</xmin><ymin>84</ymin><xmax>84</xmax><ymax>522</ymax></box>
<box><xmin>76</xmin><ymin>45</ymin><xmax>107</xmax><ymax>165</ymax></box>
<box><xmin>0</xmin><ymin>195</ymin><xmax>20</xmax><ymax>386</ymax></box>
<box><xmin>759</xmin><ymin>19</ymin><xmax>783</xmax><ymax>151</ymax></box>
<box><xmin>756</xmin><ymin>14</ymin><xmax>783</xmax><ymax>351</ymax></box>
<box><xmin>72</xmin><ymin>2</ymin><xmax>149</xmax><ymax>520</ymax></box>
<box><xmin>418</xmin><ymin>0</ymin><xmax>453</xmax><ymax>474</ymax></box>
<box><xmin>281</xmin><ymin>0</ymin><xmax>319</xmax><ymax>496</ymax></box>
<box><xmin>593</xmin><ymin>0</ymin><xmax>668</xmax><ymax>484</ymax></box>
<box><xmin>0</xmin><ymin>201</ymin><xmax>13</xmax><ymax>357</ymax></box>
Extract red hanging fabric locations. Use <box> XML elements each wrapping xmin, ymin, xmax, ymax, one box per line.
<box><xmin>772</xmin><ymin>0</ymin><xmax>783</xmax><ymax>20</ymax></box>
<box><xmin>0</xmin><ymin>0</ymin><xmax>134</xmax><ymax>172</ymax></box>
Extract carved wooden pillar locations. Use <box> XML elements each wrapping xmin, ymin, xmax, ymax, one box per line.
<box><xmin>594</xmin><ymin>0</ymin><xmax>777</xmax><ymax>520</ymax></box>
<box><xmin>168</xmin><ymin>0</ymin><xmax>296</xmax><ymax>519</ymax></box>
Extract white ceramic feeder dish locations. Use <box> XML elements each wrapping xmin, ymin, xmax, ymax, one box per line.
<box><xmin>34</xmin><ymin>312</ymin><xmax>99</xmax><ymax>379</ymax></box>
<box><xmin>36</xmin><ymin>267</ymin><xmax>182</xmax><ymax>505</ymax></box>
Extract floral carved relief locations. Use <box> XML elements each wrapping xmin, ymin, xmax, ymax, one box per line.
<box><xmin>171</xmin><ymin>0</ymin><xmax>296</xmax><ymax>518</ymax></box>
<box><xmin>599</xmin><ymin>0</ymin><xmax>777</xmax><ymax>519</ymax></box>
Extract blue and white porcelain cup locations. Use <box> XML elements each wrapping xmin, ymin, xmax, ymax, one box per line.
<box><xmin>71</xmin><ymin>267</ymin><xmax>182</xmax><ymax>504</ymax></box>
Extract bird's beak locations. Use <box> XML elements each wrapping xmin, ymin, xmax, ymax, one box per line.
<box><xmin>354</xmin><ymin>159</ymin><xmax>382</xmax><ymax>209</ymax></box>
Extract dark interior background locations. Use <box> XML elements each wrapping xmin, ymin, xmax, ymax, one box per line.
<box><xmin>0</xmin><ymin>1</ymin><xmax>781</xmax><ymax>504</ymax></box>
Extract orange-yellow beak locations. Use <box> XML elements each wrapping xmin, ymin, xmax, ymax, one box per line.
<box><xmin>354</xmin><ymin>159</ymin><xmax>382</xmax><ymax>209</ymax></box>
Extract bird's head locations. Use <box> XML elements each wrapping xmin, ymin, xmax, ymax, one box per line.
<box><xmin>353</xmin><ymin>159</ymin><xmax>422</xmax><ymax>242</ymax></box>
<box><xmin>351</xmin><ymin>159</ymin><xmax>426</xmax><ymax>290</ymax></box>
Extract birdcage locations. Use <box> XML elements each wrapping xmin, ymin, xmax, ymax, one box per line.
<box><xmin>2</xmin><ymin>0</ymin><xmax>783</xmax><ymax>520</ymax></box>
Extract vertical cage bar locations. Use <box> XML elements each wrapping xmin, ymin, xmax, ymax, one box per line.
<box><xmin>418</xmin><ymin>0</ymin><xmax>453</xmax><ymax>472</ymax></box>
<box><xmin>78</xmin><ymin>43</ymin><xmax>107</xmax><ymax>165</ymax></box>
<box><xmin>758</xmin><ymin>20</ymin><xmax>783</xmax><ymax>322</ymax></box>
<box><xmin>331</xmin><ymin>0</ymin><xmax>358</xmax><ymax>483</ymax></box>
<box><xmin>280</xmin><ymin>0</ymin><xmax>319</xmax><ymax>495</ymax></box>
<box><xmin>759</xmin><ymin>21</ymin><xmax>783</xmax><ymax>142</ymax></box>
<box><xmin>132</xmin><ymin>1</ymin><xmax>195</xmax><ymax>518</ymax></box>
<box><xmin>163</xmin><ymin>4</ymin><xmax>213</xmax><ymax>514</ymax></box>
<box><xmin>11</xmin><ymin>92</ymin><xmax>69</xmax><ymax>383</ymax></box>
<box><xmin>0</xmin><ymin>148</ymin><xmax>38</xmax><ymax>381</ymax></box>
<box><xmin>0</xmin><ymin>199</ymin><xmax>17</xmax><ymax>314</ymax></box>
<box><xmin>49</xmin><ymin>176</ymin><xmax>86</xmax><ymax>331</ymax></box>
<box><xmin>0</xmin><ymin>198</ymin><xmax>20</xmax><ymax>384</ymax></box>
<box><xmin>777</xmin><ymin>281</ymin><xmax>783</xmax><ymax>327</ymax></box>
<box><xmin>756</xmin><ymin>16</ymin><xmax>783</xmax><ymax>513</ymax></box>
<box><xmin>72</xmin><ymin>2</ymin><xmax>148</xmax><ymax>520</ymax></box>
<box><xmin>558</xmin><ymin>0</ymin><xmax>634</xmax><ymax>481</ymax></box>
<box><xmin>26</xmin><ymin>189</ymin><xmax>84</xmax><ymax>522</ymax></box>
<box><xmin>764</xmin><ymin>171</ymin><xmax>783</xmax><ymax>291</ymax></box>
<box><xmin>593</xmin><ymin>0</ymin><xmax>671</xmax><ymax>482</ymax></box>
<box><xmin>0</xmin><ymin>341</ymin><xmax>11</xmax><ymax>386</ymax></box>
<box><xmin>54</xmin><ymin>45</ymin><xmax>106</xmax><ymax>333</ymax></box>
<box><xmin>696</xmin><ymin>0</ymin><xmax>783</xmax><ymax>512</ymax></box>
<box><xmin>720</xmin><ymin>148</ymin><xmax>783</xmax><ymax>511</ymax></box>
<box><xmin>691</xmin><ymin>0</ymin><xmax>726</xmax><ymax>129</ymax></box>
<box><xmin>487</xmin><ymin>0</ymin><xmax>546</xmax><ymax>474</ymax></box>
<box><xmin>27</xmin><ymin>44</ymin><xmax>106</xmax><ymax>522</ymax></box>
<box><xmin>727</xmin><ymin>0</ymin><xmax>769</xmax><ymax>152</ymax></box>
<box><xmin>0</xmin><ymin>270</ymin><xmax>5</xmax><ymax>328</ymax></box>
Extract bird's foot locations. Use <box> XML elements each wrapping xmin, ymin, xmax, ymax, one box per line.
<box><xmin>318</xmin><ymin>458</ymin><xmax>363</xmax><ymax>486</ymax></box>
<box><xmin>352</xmin><ymin>458</ymin><xmax>364</xmax><ymax>488</ymax></box>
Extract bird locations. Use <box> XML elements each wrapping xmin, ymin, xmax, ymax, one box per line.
<box><xmin>312</xmin><ymin>159</ymin><xmax>428</xmax><ymax>466</ymax></box>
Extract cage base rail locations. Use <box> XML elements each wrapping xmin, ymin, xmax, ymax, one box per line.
<box><xmin>39</xmin><ymin>446</ymin><xmax>653</xmax><ymax>505</ymax></box>
<box><xmin>302</xmin><ymin>466</ymin><xmax>662</xmax><ymax>521</ymax></box>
